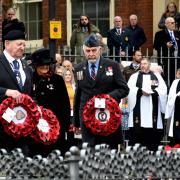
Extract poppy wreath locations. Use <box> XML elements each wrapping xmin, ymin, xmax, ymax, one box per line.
<box><xmin>31</xmin><ymin>106</ymin><xmax>60</xmax><ymax>145</ymax></box>
<box><xmin>83</xmin><ymin>94</ymin><xmax>122</xmax><ymax>136</ymax></box>
<box><xmin>0</xmin><ymin>94</ymin><xmax>40</xmax><ymax>138</ymax></box>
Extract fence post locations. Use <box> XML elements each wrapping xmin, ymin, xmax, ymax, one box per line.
<box><xmin>68</xmin><ymin>146</ymin><xmax>80</xmax><ymax>180</ymax></box>
<box><xmin>167</xmin><ymin>48</ymin><xmax>170</xmax><ymax>87</ymax></box>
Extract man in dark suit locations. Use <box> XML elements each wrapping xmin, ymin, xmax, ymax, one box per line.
<box><xmin>107</xmin><ymin>16</ymin><xmax>131</xmax><ymax>62</ymax></box>
<box><xmin>73</xmin><ymin>34</ymin><xmax>129</xmax><ymax>149</ymax></box>
<box><xmin>0</xmin><ymin>30</ymin><xmax>32</xmax><ymax>154</ymax></box>
<box><xmin>154</xmin><ymin>17</ymin><xmax>180</xmax><ymax>85</ymax></box>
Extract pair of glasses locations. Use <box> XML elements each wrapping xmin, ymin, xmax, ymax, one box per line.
<box><xmin>81</xmin><ymin>19</ymin><xmax>88</xmax><ymax>21</ymax></box>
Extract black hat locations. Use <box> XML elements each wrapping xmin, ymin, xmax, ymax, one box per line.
<box><xmin>84</xmin><ymin>33</ymin><xmax>101</xmax><ymax>47</ymax></box>
<box><xmin>4</xmin><ymin>30</ymin><xmax>25</xmax><ymax>40</ymax></box>
<box><xmin>31</xmin><ymin>48</ymin><xmax>56</xmax><ymax>65</ymax></box>
<box><xmin>3</xmin><ymin>20</ymin><xmax>25</xmax><ymax>37</ymax></box>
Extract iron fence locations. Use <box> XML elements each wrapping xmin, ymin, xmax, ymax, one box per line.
<box><xmin>0</xmin><ymin>143</ymin><xmax>180</xmax><ymax>179</ymax></box>
<box><xmin>24</xmin><ymin>44</ymin><xmax>180</xmax><ymax>87</ymax></box>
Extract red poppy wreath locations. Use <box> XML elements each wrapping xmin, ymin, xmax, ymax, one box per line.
<box><xmin>31</xmin><ymin>106</ymin><xmax>60</xmax><ymax>145</ymax></box>
<box><xmin>0</xmin><ymin>94</ymin><xmax>40</xmax><ymax>138</ymax></box>
<box><xmin>83</xmin><ymin>94</ymin><xmax>122</xmax><ymax>136</ymax></box>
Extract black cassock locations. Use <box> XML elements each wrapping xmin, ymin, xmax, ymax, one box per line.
<box><xmin>129</xmin><ymin>71</ymin><xmax>164</xmax><ymax>151</ymax></box>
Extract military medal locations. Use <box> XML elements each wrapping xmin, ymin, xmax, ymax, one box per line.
<box><xmin>106</xmin><ymin>66</ymin><xmax>113</xmax><ymax>76</ymax></box>
<box><xmin>47</xmin><ymin>84</ymin><xmax>54</xmax><ymax>90</ymax></box>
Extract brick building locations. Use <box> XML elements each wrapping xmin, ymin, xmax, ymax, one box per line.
<box><xmin>1</xmin><ymin>0</ymin><xmax>179</xmax><ymax>55</ymax></box>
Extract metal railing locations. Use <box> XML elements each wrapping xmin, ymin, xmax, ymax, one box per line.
<box><xmin>24</xmin><ymin>44</ymin><xmax>179</xmax><ymax>87</ymax></box>
<box><xmin>1</xmin><ymin>143</ymin><xmax>180</xmax><ymax>179</ymax></box>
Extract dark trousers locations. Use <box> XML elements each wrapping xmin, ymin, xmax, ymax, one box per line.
<box><xmin>129</xmin><ymin>127</ymin><xmax>163</xmax><ymax>151</ymax></box>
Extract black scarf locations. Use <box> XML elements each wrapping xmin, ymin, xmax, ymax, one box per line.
<box><xmin>136</xmin><ymin>71</ymin><xmax>159</xmax><ymax>90</ymax></box>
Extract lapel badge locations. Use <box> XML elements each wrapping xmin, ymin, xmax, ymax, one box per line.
<box><xmin>47</xmin><ymin>84</ymin><xmax>54</xmax><ymax>90</ymax></box>
<box><xmin>106</xmin><ymin>66</ymin><xmax>113</xmax><ymax>76</ymax></box>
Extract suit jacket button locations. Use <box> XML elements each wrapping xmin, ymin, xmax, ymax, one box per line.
<box><xmin>41</xmin><ymin>92</ymin><xmax>45</xmax><ymax>95</ymax></box>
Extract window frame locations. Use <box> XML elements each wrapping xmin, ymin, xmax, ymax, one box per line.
<box><xmin>66</xmin><ymin>0</ymin><xmax>115</xmax><ymax>46</ymax></box>
<box><xmin>14</xmin><ymin>0</ymin><xmax>43</xmax><ymax>51</ymax></box>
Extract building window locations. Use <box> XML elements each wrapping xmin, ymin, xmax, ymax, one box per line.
<box><xmin>71</xmin><ymin>0</ymin><xmax>109</xmax><ymax>37</ymax></box>
<box><xmin>18</xmin><ymin>1</ymin><xmax>42</xmax><ymax>40</ymax></box>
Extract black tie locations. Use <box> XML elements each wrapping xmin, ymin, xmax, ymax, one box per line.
<box><xmin>91</xmin><ymin>64</ymin><xmax>96</xmax><ymax>80</ymax></box>
<box><xmin>117</xmin><ymin>29</ymin><xmax>121</xmax><ymax>35</ymax></box>
<box><xmin>13</xmin><ymin>60</ymin><xmax>23</xmax><ymax>90</ymax></box>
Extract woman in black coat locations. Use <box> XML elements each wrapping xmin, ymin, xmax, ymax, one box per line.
<box><xmin>30</xmin><ymin>48</ymin><xmax>70</xmax><ymax>157</ymax></box>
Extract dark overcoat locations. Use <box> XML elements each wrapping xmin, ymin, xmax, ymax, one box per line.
<box><xmin>153</xmin><ymin>29</ymin><xmax>180</xmax><ymax>83</ymax></box>
<box><xmin>124</xmin><ymin>25</ymin><xmax>147</xmax><ymax>56</ymax></box>
<box><xmin>0</xmin><ymin>53</ymin><xmax>33</xmax><ymax>154</ymax></box>
<box><xmin>31</xmin><ymin>71</ymin><xmax>70</xmax><ymax>156</ymax></box>
<box><xmin>73</xmin><ymin>57</ymin><xmax>129</xmax><ymax>148</ymax></box>
<box><xmin>107</xmin><ymin>27</ymin><xmax>132</xmax><ymax>62</ymax></box>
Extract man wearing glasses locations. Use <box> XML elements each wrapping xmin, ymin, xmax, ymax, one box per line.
<box><xmin>154</xmin><ymin>17</ymin><xmax>180</xmax><ymax>85</ymax></box>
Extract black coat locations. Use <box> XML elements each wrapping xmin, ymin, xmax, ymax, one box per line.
<box><xmin>107</xmin><ymin>28</ymin><xmax>132</xmax><ymax>60</ymax></box>
<box><xmin>0</xmin><ymin>53</ymin><xmax>33</xmax><ymax>154</ymax></box>
<box><xmin>124</xmin><ymin>25</ymin><xmax>147</xmax><ymax>55</ymax></box>
<box><xmin>0</xmin><ymin>53</ymin><xmax>32</xmax><ymax>101</ymax></box>
<box><xmin>153</xmin><ymin>29</ymin><xmax>180</xmax><ymax>83</ymax></box>
<box><xmin>153</xmin><ymin>29</ymin><xmax>180</xmax><ymax>57</ymax></box>
<box><xmin>31</xmin><ymin>71</ymin><xmax>71</xmax><ymax>156</ymax></box>
<box><xmin>73</xmin><ymin>57</ymin><xmax>129</xmax><ymax>148</ymax></box>
<box><xmin>33</xmin><ymin>71</ymin><xmax>70</xmax><ymax>135</ymax></box>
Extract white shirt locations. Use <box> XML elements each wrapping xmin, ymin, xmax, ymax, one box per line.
<box><xmin>116</xmin><ymin>28</ymin><xmax>121</xmax><ymax>34</ymax></box>
<box><xmin>3</xmin><ymin>50</ymin><xmax>26</xmax><ymax>85</ymax></box>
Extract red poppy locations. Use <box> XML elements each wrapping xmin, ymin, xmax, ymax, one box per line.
<box><xmin>83</xmin><ymin>94</ymin><xmax>122</xmax><ymax>136</ymax></box>
<box><xmin>0</xmin><ymin>94</ymin><xmax>40</xmax><ymax>138</ymax></box>
<box><xmin>31</xmin><ymin>106</ymin><xmax>60</xmax><ymax>145</ymax></box>
<box><xmin>165</xmin><ymin>144</ymin><xmax>180</xmax><ymax>151</ymax></box>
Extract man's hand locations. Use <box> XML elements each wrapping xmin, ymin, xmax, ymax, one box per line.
<box><xmin>5</xmin><ymin>89</ymin><xmax>22</xmax><ymax>103</ymax></box>
<box><xmin>120</xmin><ymin>51</ymin><xmax>126</xmax><ymax>57</ymax></box>
<box><xmin>167</xmin><ymin>41</ymin><xmax>173</xmax><ymax>48</ymax></box>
